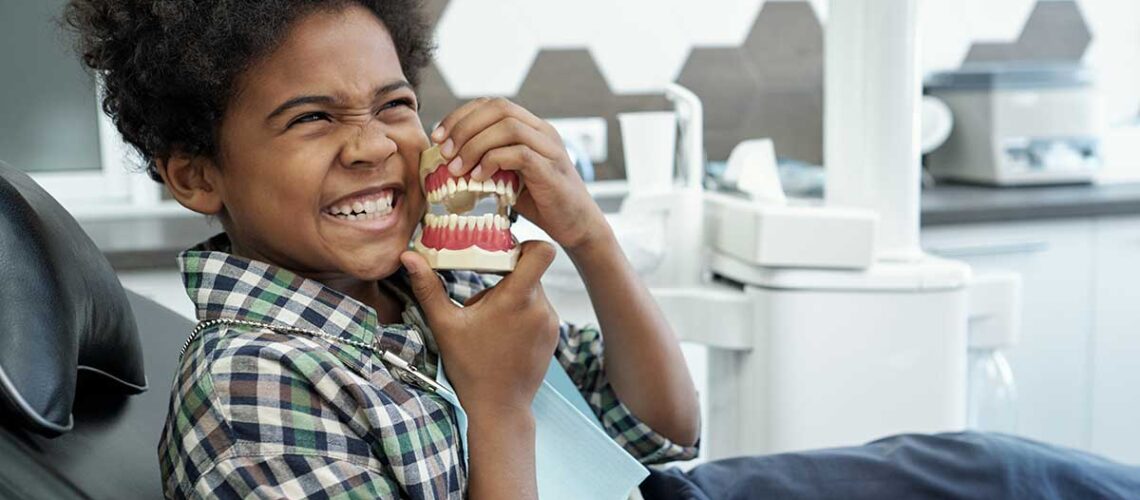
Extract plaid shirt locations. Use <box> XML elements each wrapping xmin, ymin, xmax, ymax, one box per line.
<box><xmin>158</xmin><ymin>233</ymin><xmax>697</xmax><ymax>499</ymax></box>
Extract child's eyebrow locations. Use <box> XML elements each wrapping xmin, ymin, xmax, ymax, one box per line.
<box><xmin>265</xmin><ymin>80</ymin><xmax>413</xmax><ymax>122</ymax></box>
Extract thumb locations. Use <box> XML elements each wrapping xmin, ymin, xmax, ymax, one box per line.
<box><xmin>400</xmin><ymin>251</ymin><xmax>454</xmax><ymax>318</ymax></box>
<box><xmin>497</xmin><ymin>240</ymin><xmax>557</xmax><ymax>294</ymax></box>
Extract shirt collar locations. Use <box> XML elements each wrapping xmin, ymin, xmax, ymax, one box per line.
<box><xmin>179</xmin><ymin>232</ymin><xmax>432</xmax><ymax>370</ymax></box>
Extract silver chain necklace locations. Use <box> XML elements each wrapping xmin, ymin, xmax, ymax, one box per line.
<box><xmin>181</xmin><ymin>317</ymin><xmax>449</xmax><ymax>394</ymax></box>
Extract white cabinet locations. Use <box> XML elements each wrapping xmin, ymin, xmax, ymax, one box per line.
<box><xmin>922</xmin><ymin>219</ymin><xmax>1097</xmax><ymax>451</ymax></box>
<box><xmin>924</xmin><ymin>215</ymin><xmax>1140</xmax><ymax>464</ymax></box>
<box><xmin>1090</xmin><ymin>217</ymin><xmax>1140</xmax><ymax>464</ymax></box>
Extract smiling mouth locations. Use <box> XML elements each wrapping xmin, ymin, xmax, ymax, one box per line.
<box><xmin>323</xmin><ymin>189</ymin><xmax>399</xmax><ymax>221</ymax></box>
<box><xmin>413</xmin><ymin>145</ymin><xmax>522</xmax><ymax>272</ymax></box>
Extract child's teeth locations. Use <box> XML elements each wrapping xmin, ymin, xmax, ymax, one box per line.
<box><xmin>364</xmin><ymin>200</ymin><xmax>376</xmax><ymax>213</ymax></box>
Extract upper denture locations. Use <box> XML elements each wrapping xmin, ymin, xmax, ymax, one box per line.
<box><xmin>423</xmin><ymin>168</ymin><xmax>521</xmax><ymax>205</ymax></box>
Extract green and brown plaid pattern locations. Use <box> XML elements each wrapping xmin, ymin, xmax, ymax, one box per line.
<box><xmin>159</xmin><ymin>233</ymin><xmax>698</xmax><ymax>499</ymax></box>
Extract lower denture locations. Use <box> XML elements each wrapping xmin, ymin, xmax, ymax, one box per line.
<box><xmin>422</xmin><ymin>224</ymin><xmax>514</xmax><ymax>252</ymax></box>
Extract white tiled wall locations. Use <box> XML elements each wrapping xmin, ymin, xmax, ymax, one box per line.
<box><xmin>435</xmin><ymin>0</ymin><xmax>765</xmax><ymax>95</ymax></box>
<box><xmin>433</xmin><ymin>0</ymin><xmax>1140</xmax><ymax>121</ymax></box>
<box><xmin>917</xmin><ymin>0</ymin><xmax>1036</xmax><ymax>71</ymax></box>
<box><xmin>1080</xmin><ymin>0</ymin><xmax>1140</xmax><ymax>124</ymax></box>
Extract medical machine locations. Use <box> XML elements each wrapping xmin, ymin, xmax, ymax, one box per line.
<box><xmin>521</xmin><ymin>0</ymin><xmax>1021</xmax><ymax>460</ymax></box>
<box><xmin>925</xmin><ymin>65</ymin><xmax>1103</xmax><ymax>186</ymax></box>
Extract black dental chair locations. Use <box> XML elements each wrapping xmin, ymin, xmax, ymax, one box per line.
<box><xmin>0</xmin><ymin>161</ymin><xmax>190</xmax><ymax>499</ymax></box>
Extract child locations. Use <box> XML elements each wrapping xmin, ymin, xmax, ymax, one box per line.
<box><xmin>67</xmin><ymin>1</ymin><xmax>1140</xmax><ymax>498</ymax></box>
<box><xmin>66</xmin><ymin>0</ymin><xmax>698</xmax><ymax>498</ymax></box>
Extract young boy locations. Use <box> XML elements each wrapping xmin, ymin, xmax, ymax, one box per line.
<box><xmin>66</xmin><ymin>0</ymin><xmax>699</xmax><ymax>498</ymax></box>
<box><xmin>69</xmin><ymin>1</ymin><xmax>1140</xmax><ymax>498</ymax></box>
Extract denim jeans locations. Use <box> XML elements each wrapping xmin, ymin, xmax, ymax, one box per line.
<box><xmin>640</xmin><ymin>432</ymin><xmax>1140</xmax><ymax>499</ymax></box>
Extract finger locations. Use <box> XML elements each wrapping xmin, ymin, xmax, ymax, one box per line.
<box><xmin>400</xmin><ymin>251</ymin><xmax>458</xmax><ymax>318</ymax></box>
<box><xmin>433</xmin><ymin>97</ymin><xmax>490</xmax><ymax>145</ymax></box>
<box><xmin>463</xmin><ymin>288</ymin><xmax>492</xmax><ymax>307</ymax></box>
<box><xmin>496</xmin><ymin>240</ymin><xmax>556</xmax><ymax>295</ymax></box>
<box><xmin>443</xmin><ymin>98</ymin><xmax>550</xmax><ymax>168</ymax></box>
<box><xmin>458</xmin><ymin>121</ymin><xmax>563</xmax><ymax>182</ymax></box>
<box><xmin>477</xmin><ymin>144</ymin><xmax>560</xmax><ymax>185</ymax></box>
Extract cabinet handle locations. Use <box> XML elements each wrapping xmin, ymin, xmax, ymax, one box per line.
<box><xmin>929</xmin><ymin>241</ymin><xmax>1051</xmax><ymax>258</ymax></box>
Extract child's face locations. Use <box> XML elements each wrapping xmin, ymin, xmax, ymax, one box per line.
<box><xmin>211</xmin><ymin>5</ymin><xmax>428</xmax><ymax>280</ymax></box>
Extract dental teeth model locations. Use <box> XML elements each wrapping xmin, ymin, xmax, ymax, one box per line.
<box><xmin>413</xmin><ymin>145</ymin><xmax>522</xmax><ymax>272</ymax></box>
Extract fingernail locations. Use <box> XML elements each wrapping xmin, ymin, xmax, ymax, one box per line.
<box><xmin>441</xmin><ymin>138</ymin><xmax>454</xmax><ymax>157</ymax></box>
<box><xmin>470</xmin><ymin>164</ymin><xmax>483</xmax><ymax>180</ymax></box>
<box><xmin>447</xmin><ymin>156</ymin><xmax>463</xmax><ymax>176</ymax></box>
<box><xmin>431</xmin><ymin>126</ymin><xmax>444</xmax><ymax>143</ymax></box>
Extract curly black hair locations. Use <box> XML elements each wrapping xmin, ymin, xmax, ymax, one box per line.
<box><xmin>64</xmin><ymin>0</ymin><xmax>434</xmax><ymax>182</ymax></box>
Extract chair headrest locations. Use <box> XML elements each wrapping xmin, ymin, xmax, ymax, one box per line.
<box><xmin>0</xmin><ymin>161</ymin><xmax>146</xmax><ymax>437</ymax></box>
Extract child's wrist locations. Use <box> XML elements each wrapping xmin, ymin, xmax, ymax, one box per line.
<box><xmin>466</xmin><ymin>400</ymin><xmax>536</xmax><ymax>425</ymax></box>
<box><xmin>563</xmin><ymin>223</ymin><xmax>617</xmax><ymax>260</ymax></box>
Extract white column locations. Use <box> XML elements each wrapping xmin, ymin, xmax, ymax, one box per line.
<box><xmin>824</xmin><ymin>0</ymin><xmax>923</xmax><ymax>262</ymax></box>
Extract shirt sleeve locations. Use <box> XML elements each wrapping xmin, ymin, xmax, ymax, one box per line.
<box><xmin>446</xmin><ymin>270</ymin><xmax>699</xmax><ymax>464</ymax></box>
<box><xmin>440</xmin><ymin>269</ymin><xmax>492</xmax><ymax>303</ymax></box>
<box><xmin>555</xmin><ymin>321</ymin><xmax>701</xmax><ymax>465</ymax></box>
<box><xmin>190</xmin><ymin>454</ymin><xmax>398</xmax><ymax>499</ymax></box>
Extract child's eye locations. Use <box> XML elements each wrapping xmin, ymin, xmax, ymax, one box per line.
<box><xmin>288</xmin><ymin>112</ymin><xmax>330</xmax><ymax>128</ymax></box>
<box><xmin>378</xmin><ymin>98</ymin><xmax>415</xmax><ymax>114</ymax></box>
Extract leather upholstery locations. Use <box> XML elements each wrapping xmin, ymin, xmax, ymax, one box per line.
<box><xmin>0</xmin><ymin>290</ymin><xmax>189</xmax><ymax>499</ymax></box>
<box><xmin>0</xmin><ymin>161</ymin><xmax>146</xmax><ymax>436</ymax></box>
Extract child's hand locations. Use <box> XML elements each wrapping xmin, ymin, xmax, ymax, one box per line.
<box><xmin>400</xmin><ymin>241</ymin><xmax>560</xmax><ymax>413</ymax></box>
<box><xmin>431</xmin><ymin>98</ymin><xmax>610</xmax><ymax>252</ymax></box>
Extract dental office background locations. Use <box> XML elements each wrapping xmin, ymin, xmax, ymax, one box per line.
<box><xmin>5</xmin><ymin>0</ymin><xmax>1140</xmax><ymax>465</ymax></box>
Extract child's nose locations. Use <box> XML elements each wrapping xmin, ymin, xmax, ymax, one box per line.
<box><xmin>339</xmin><ymin>119</ymin><xmax>398</xmax><ymax>169</ymax></box>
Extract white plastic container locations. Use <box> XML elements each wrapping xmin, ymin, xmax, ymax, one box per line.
<box><xmin>967</xmin><ymin>348</ymin><xmax>1018</xmax><ymax>433</ymax></box>
<box><xmin>705</xmin><ymin>254</ymin><xmax>971</xmax><ymax>457</ymax></box>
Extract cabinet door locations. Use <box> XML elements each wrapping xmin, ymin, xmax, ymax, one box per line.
<box><xmin>1091</xmin><ymin>216</ymin><xmax>1140</xmax><ymax>464</ymax></box>
<box><xmin>923</xmin><ymin>219</ymin><xmax>1096</xmax><ymax>451</ymax></box>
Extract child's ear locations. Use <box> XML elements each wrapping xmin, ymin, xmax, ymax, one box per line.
<box><xmin>155</xmin><ymin>152</ymin><xmax>225</xmax><ymax>216</ymax></box>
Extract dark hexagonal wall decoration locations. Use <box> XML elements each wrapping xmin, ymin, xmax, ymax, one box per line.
<box><xmin>965</xmin><ymin>0</ymin><xmax>1092</xmax><ymax>64</ymax></box>
<box><xmin>417</xmin><ymin>0</ymin><xmax>1093</xmax><ymax>179</ymax></box>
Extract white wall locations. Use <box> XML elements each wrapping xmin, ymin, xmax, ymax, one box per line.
<box><xmin>433</xmin><ymin>0</ymin><xmax>1139</xmax><ymax>122</ymax></box>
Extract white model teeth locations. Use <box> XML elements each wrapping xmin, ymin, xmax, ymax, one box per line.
<box><xmin>423</xmin><ymin>213</ymin><xmax>511</xmax><ymax>229</ymax></box>
<box><xmin>427</xmin><ymin>176</ymin><xmax>522</xmax><ymax>204</ymax></box>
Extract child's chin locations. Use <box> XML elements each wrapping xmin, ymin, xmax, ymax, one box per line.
<box><xmin>356</xmin><ymin>256</ymin><xmax>406</xmax><ymax>281</ymax></box>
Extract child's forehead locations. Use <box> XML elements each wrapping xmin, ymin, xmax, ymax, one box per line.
<box><xmin>235</xmin><ymin>6</ymin><xmax>405</xmax><ymax>112</ymax></box>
